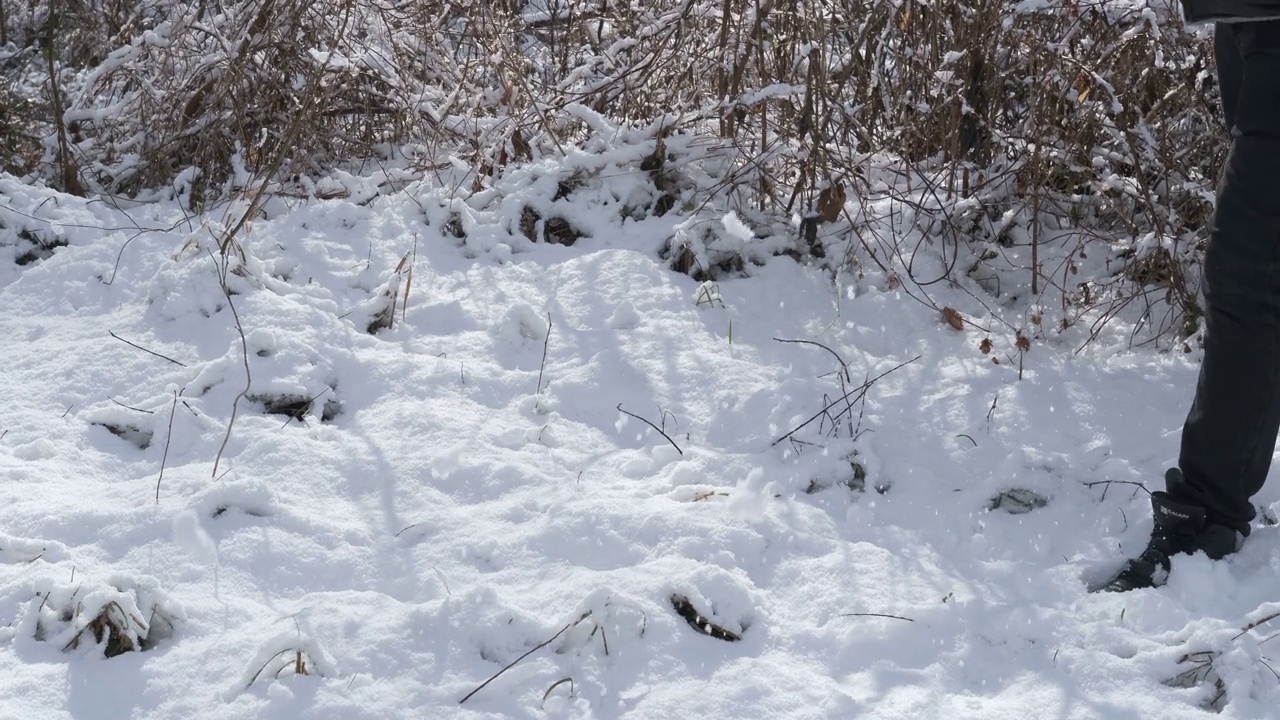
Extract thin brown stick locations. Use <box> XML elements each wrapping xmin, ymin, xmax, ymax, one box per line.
<box><xmin>108</xmin><ymin>331</ymin><xmax>188</xmax><ymax>367</ymax></box>
<box><xmin>536</xmin><ymin>313</ymin><xmax>552</xmax><ymax>395</ymax></box>
<box><xmin>460</xmin><ymin>612</ymin><xmax>591</xmax><ymax>704</ymax></box>
<box><xmin>1235</xmin><ymin>611</ymin><xmax>1280</xmax><ymax>641</ymax></box>
<box><xmin>156</xmin><ymin>390</ymin><xmax>178</xmax><ymax>504</ymax></box>
<box><xmin>617</xmin><ymin>403</ymin><xmax>683</xmax><ymax>455</ymax></box>
<box><xmin>839</xmin><ymin>612</ymin><xmax>915</xmax><ymax>622</ymax></box>
<box><xmin>773</xmin><ymin>355</ymin><xmax>920</xmax><ymax>446</ymax></box>
<box><xmin>208</xmin><ymin>250</ymin><xmax>251</xmax><ymax>480</ymax></box>
<box><xmin>541</xmin><ymin>677</ymin><xmax>574</xmax><ymax>705</ymax></box>
<box><xmin>402</xmin><ymin>251</ymin><xmax>415</xmax><ymax>323</ymax></box>
<box><xmin>394</xmin><ymin>522</ymin><xmax>423</xmax><ymax>537</ymax></box>
<box><xmin>110</xmin><ymin>398</ymin><xmax>154</xmax><ymax>414</ymax></box>
<box><xmin>773</xmin><ymin>337</ymin><xmax>850</xmax><ymax>382</ymax></box>
<box><xmin>1084</xmin><ymin>480</ymin><xmax>1152</xmax><ymax>500</ymax></box>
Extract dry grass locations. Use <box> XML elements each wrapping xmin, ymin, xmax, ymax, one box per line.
<box><xmin>61</xmin><ymin>601</ymin><xmax>147</xmax><ymax>657</ymax></box>
<box><xmin>246</xmin><ymin>648</ymin><xmax>319</xmax><ymax>688</ymax></box>
<box><xmin>3</xmin><ymin>0</ymin><xmax>1224</xmax><ymax>344</ymax></box>
<box><xmin>35</xmin><ymin>581</ymin><xmax>180</xmax><ymax>659</ymax></box>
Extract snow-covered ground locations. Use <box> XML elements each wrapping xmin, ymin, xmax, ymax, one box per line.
<box><xmin>3</xmin><ymin>171</ymin><xmax>1280</xmax><ymax>720</ymax></box>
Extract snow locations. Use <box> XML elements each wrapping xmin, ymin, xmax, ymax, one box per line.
<box><xmin>2</xmin><ymin>171</ymin><xmax>1280</xmax><ymax>720</ymax></box>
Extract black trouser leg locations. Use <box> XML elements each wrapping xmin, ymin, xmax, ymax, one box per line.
<box><xmin>1172</xmin><ymin>20</ymin><xmax>1280</xmax><ymax>533</ymax></box>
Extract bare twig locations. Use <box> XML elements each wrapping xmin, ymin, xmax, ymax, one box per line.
<box><xmin>839</xmin><ymin>612</ymin><xmax>915</xmax><ymax>622</ymax></box>
<box><xmin>156</xmin><ymin>390</ymin><xmax>178</xmax><ymax>504</ymax></box>
<box><xmin>460</xmin><ymin>612</ymin><xmax>591</xmax><ymax>704</ymax></box>
<box><xmin>773</xmin><ymin>355</ymin><xmax>920</xmax><ymax>446</ymax></box>
<box><xmin>101</xmin><ymin>222</ymin><xmax>189</xmax><ymax>286</ymax></box>
<box><xmin>537</xmin><ymin>312</ymin><xmax>552</xmax><ymax>395</ymax></box>
<box><xmin>1084</xmin><ymin>480</ymin><xmax>1151</xmax><ymax>500</ymax></box>
<box><xmin>110</xmin><ymin>398</ymin><xmax>154</xmax><ymax>414</ymax></box>
<box><xmin>541</xmin><ymin>677</ymin><xmax>574</xmax><ymax>706</ymax></box>
<box><xmin>394</xmin><ymin>522</ymin><xmax>424</xmax><ymax>537</ymax></box>
<box><xmin>402</xmin><ymin>237</ymin><xmax>417</xmax><ymax>323</ymax></box>
<box><xmin>432</xmin><ymin>565</ymin><xmax>451</xmax><ymax>596</ymax></box>
<box><xmin>208</xmin><ymin>250</ymin><xmax>251</xmax><ymax>480</ymax></box>
<box><xmin>108</xmin><ymin>331</ymin><xmax>188</xmax><ymax>367</ymax></box>
<box><xmin>617</xmin><ymin>403</ymin><xmax>683</xmax><ymax>455</ymax></box>
<box><xmin>1235</xmin><ymin>611</ymin><xmax>1280</xmax><ymax>641</ymax></box>
<box><xmin>773</xmin><ymin>337</ymin><xmax>851</xmax><ymax>382</ymax></box>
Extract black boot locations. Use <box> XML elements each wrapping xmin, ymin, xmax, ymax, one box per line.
<box><xmin>1102</xmin><ymin>484</ymin><xmax>1241</xmax><ymax>593</ymax></box>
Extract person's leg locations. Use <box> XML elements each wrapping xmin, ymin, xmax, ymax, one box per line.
<box><xmin>1172</xmin><ymin>20</ymin><xmax>1280</xmax><ymax>533</ymax></box>
<box><xmin>1099</xmin><ymin>22</ymin><xmax>1280</xmax><ymax>593</ymax></box>
<box><xmin>1216</xmin><ymin>23</ymin><xmax>1243</xmax><ymax>133</ymax></box>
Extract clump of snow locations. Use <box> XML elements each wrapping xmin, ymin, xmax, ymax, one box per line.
<box><xmin>11</xmin><ymin>438</ymin><xmax>57</xmax><ymax>460</ymax></box>
<box><xmin>608</xmin><ymin>300</ymin><xmax>641</xmax><ymax>329</ymax></box>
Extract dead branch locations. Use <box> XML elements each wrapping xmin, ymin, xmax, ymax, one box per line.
<box><xmin>459</xmin><ymin>612</ymin><xmax>592</xmax><ymax>704</ymax></box>
<box><xmin>617</xmin><ymin>403</ymin><xmax>683</xmax><ymax>455</ymax></box>
<box><xmin>108</xmin><ymin>331</ymin><xmax>188</xmax><ymax>367</ymax></box>
<box><xmin>773</xmin><ymin>355</ymin><xmax>920</xmax><ymax>446</ymax></box>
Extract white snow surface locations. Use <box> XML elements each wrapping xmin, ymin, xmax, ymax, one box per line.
<box><xmin>3</xmin><ymin>174</ymin><xmax>1280</xmax><ymax>719</ymax></box>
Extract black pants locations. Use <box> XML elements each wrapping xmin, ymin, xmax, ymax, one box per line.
<box><xmin>1171</xmin><ymin>20</ymin><xmax>1280</xmax><ymax>533</ymax></box>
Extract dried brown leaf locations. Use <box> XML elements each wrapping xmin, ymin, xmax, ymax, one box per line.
<box><xmin>941</xmin><ymin>307</ymin><xmax>964</xmax><ymax>331</ymax></box>
<box><xmin>1075</xmin><ymin>73</ymin><xmax>1092</xmax><ymax>103</ymax></box>
<box><xmin>979</xmin><ymin>338</ymin><xmax>993</xmax><ymax>354</ymax></box>
<box><xmin>1015</xmin><ymin>331</ymin><xmax>1031</xmax><ymax>352</ymax></box>
<box><xmin>816</xmin><ymin>182</ymin><xmax>846</xmax><ymax>223</ymax></box>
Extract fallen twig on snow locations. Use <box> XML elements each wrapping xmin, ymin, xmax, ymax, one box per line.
<box><xmin>617</xmin><ymin>403</ymin><xmax>683</xmax><ymax>455</ymax></box>
<box><xmin>541</xmin><ymin>677</ymin><xmax>574</xmax><ymax>707</ymax></box>
<box><xmin>773</xmin><ymin>337</ymin><xmax>851</xmax><ymax>383</ymax></box>
<box><xmin>536</xmin><ymin>313</ymin><xmax>552</xmax><ymax>395</ymax></box>
<box><xmin>459</xmin><ymin>612</ymin><xmax>592</xmax><ymax>704</ymax></box>
<box><xmin>773</xmin><ymin>355</ymin><xmax>920</xmax><ymax>446</ymax></box>
<box><xmin>155</xmin><ymin>389</ymin><xmax>178</xmax><ymax>504</ymax></box>
<box><xmin>1084</xmin><ymin>479</ymin><xmax>1151</xmax><ymax>501</ymax></box>
<box><xmin>108</xmin><ymin>331</ymin><xmax>188</xmax><ymax>367</ymax></box>
<box><xmin>110</xmin><ymin>397</ymin><xmax>154</xmax><ymax>414</ymax></box>
<box><xmin>839</xmin><ymin>612</ymin><xmax>915</xmax><ymax>622</ymax></box>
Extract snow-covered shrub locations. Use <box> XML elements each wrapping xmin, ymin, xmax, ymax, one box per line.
<box><xmin>3</xmin><ymin>0</ymin><xmax>1222</xmax><ymax>342</ymax></box>
<box><xmin>54</xmin><ymin>0</ymin><xmax>429</xmax><ymax>202</ymax></box>
<box><xmin>24</xmin><ymin>575</ymin><xmax>181</xmax><ymax>658</ymax></box>
<box><xmin>0</xmin><ymin>43</ymin><xmax>43</xmax><ymax>177</ymax></box>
